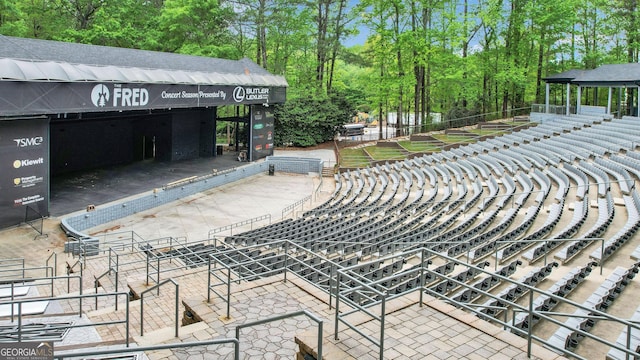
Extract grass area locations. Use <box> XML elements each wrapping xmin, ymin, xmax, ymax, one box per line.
<box><xmin>397</xmin><ymin>140</ymin><xmax>441</xmax><ymax>153</ymax></box>
<box><xmin>337</xmin><ymin>119</ymin><xmax>536</xmax><ymax>168</ymax></box>
<box><xmin>339</xmin><ymin>148</ymin><xmax>370</xmax><ymax>168</ymax></box>
<box><xmin>467</xmin><ymin>128</ymin><xmax>507</xmax><ymax>136</ymax></box>
<box><xmin>364</xmin><ymin>146</ymin><xmax>406</xmax><ymax>160</ymax></box>
<box><xmin>432</xmin><ymin>134</ymin><xmax>477</xmax><ymax>143</ymax></box>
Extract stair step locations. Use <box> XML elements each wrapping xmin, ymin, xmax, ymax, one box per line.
<box><xmin>133</xmin><ymin>321</ymin><xmax>211</xmax><ymax>346</ymax></box>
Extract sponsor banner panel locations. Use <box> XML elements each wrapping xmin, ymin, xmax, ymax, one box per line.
<box><xmin>0</xmin><ymin>83</ymin><xmax>286</xmax><ymax>116</ymax></box>
<box><xmin>250</xmin><ymin>105</ymin><xmax>274</xmax><ymax>162</ymax></box>
<box><xmin>0</xmin><ymin>118</ymin><xmax>49</xmax><ymax>228</ymax></box>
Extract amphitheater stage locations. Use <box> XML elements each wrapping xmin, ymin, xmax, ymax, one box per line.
<box><xmin>49</xmin><ymin>152</ymin><xmax>250</xmax><ymax>217</ymax></box>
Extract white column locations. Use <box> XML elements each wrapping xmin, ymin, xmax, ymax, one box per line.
<box><xmin>607</xmin><ymin>87</ymin><xmax>612</xmax><ymax>115</ymax></box>
<box><xmin>576</xmin><ymin>86</ymin><xmax>582</xmax><ymax>115</ymax></box>
<box><xmin>545</xmin><ymin>83</ymin><xmax>550</xmax><ymax>113</ymax></box>
<box><xmin>566</xmin><ymin>83</ymin><xmax>571</xmax><ymax>116</ymax></box>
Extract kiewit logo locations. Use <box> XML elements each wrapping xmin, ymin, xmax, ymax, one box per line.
<box><xmin>91</xmin><ymin>84</ymin><xmax>110</xmax><ymax>107</ymax></box>
<box><xmin>233</xmin><ymin>87</ymin><xmax>246</xmax><ymax>102</ymax></box>
<box><xmin>13</xmin><ymin>158</ymin><xmax>44</xmax><ymax>169</ymax></box>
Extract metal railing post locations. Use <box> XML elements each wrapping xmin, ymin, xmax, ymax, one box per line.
<box><xmin>334</xmin><ymin>269</ymin><xmax>341</xmax><ymax>340</ymax></box>
<box><xmin>329</xmin><ymin>263</ymin><xmax>334</xmax><ymax>310</ymax></box>
<box><xmin>226</xmin><ymin>266</ymin><xmax>231</xmax><ymax>320</ymax></box>
<box><xmin>17</xmin><ymin>303</ymin><xmax>22</xmax><ymax>342</ymax></box>
<box><xmin>601</xmin><ymin>239</ymin><xmax>605</xmax><ymax>275</ymax></box>
<box><xmin>207</xmin><ymin>255</ymin><xmax>212</xmax><ymax>303</ymax></box>
<box><xmin>146</xmin><ymin>252</ymin><xmax>150</xmax><ymax>286</ymax></box>
<box><xmin>175</xmin><ymin>283</ymin><xmax>179</xmax><ymax>338</ymax></box>
<box><xmin>419</xmin><ymin>249</ymin><xmax>425</xmax><ymax>307</ymax></box>
<box><xmin>527</xmin><ymin>288</ymin><xmax>533</xmax><ymax>357</ymax></box>
<box><xmin>10</xmin><ymin>283</ymin><xmax>14</xmax><ymax>322</ymax></box>
<box><xmin>126</xmin><ymin>298</ymin><xmax>130</xmax><ymax>347</ymax></box>
<box><xmin>379</xmin><ymin>295</ymin><xmax>386</xmax><ymax>360</ymax></box>
<box><xmin>156</xmin><ymin>257</ymin><xmax>160</xmax><ymax>295</ymax></box>
<box><xmin>284</xmin><ymin>241</ymin><xmax>289</xmax><ymax>283</ymax></box>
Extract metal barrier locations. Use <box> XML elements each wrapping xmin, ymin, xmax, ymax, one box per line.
<box><xmin>24</xmin><ymin>205</ymin><xmax>46</xmax><ymax>239</ymax></box>
<box><xmin>1</xmin><ymin>274</ymin><xmax>82</xmax><ymax>321</ymax></box>
<box><xmin>66</xmin><ymin>259</ymin><xmax>83</xmax><ymax>278</ymax></box>
<box><xmin>0</xmin><ymin>263</ymin><xmax>51</xmax><ymax>282</ymax></box>
<box><xmin>145</xmin><ymin>252</ymin><xmax>161</xmax><ymax>291</ymax></box>
<box><xmin>207</xmin><ymin>214</ymin><xmax>272</xmax><ymax>238</ymax></box>
<box><xmin>4</xmin><ymin>291</ymin><xmax>130</xmax><ymax>346</ymax></box>
<box><xmin>282</xmin><ymin>195</ymin><xmax>312</xmax><ymax>219</ymax></box>
<box><xmin>235</xmin><ymin>310</ymin><xmax>324</xmax><ymax>360</ymax></box>
<box><xmin>94</xmin><ymin>268</ymin><xmax>119</xmax><ymax>310</ymax></box>
<box><xmin>331</xmin><ymin>247</ymin><xmax>640</xmax><ymax>360</ymax></box>
<box><xmin>0</xmin><ymin>258</ymin><xmax>25</xmax><ymax>270</ymax></box>
<box><xmin>140</xmin><ymin>278</ymin><xmax>179</xmax><ymax>337</ymax></box>
<box><xmin>207</xmin><ymin>239</ymin><xmax>342</xmax><ymax>319</ymax></box>
<box><xmin>45</xmin><ymin>252</ymin><xmax>57</xmax><ymax>277</ymax></box>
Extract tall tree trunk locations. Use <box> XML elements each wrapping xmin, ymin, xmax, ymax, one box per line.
<box><xmin>316</xmin><ymin>0</ymin><xmax>330</xmax><ymax>92</ymax></box>
<box><xmin>256</xmin><ymin>0</ymin><xmax>268</xmax><ymax>68</ymax></box>
<box><xmin>535</xmin><ymin>29</ymin><xmax>545</xmax><ymax>103</ymax></box>
<box><xmin>412</xmin><ymin>0</ymin><xmax>420</xmax><ymax>130</ymax></box>
<box><xmin>462</xmin><ymin>0</ymin><xmax>468</xmax><ymax>108</ymax></box>
<box><xmin>327</xmin><ymin>0</ymin><xmax>346</xmax><ymax>94</ymax></box>
<box><xmin>394</xmin><ymin>2</ymin><xmax>403</xmax><ymax>137</ymax></box>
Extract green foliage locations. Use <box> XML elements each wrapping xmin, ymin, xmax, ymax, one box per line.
<box><xmin>3</xmin><ymin>0</ymin><xmax>640</xmax><ymax>149</ymax></box>
<box><xmin>273</xmin><ymin>91</ymin><xmax>356</xmax><ymax>147</ymax></box>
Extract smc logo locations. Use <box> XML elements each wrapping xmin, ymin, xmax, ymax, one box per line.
<box><xmin>13</xmin><ymin>137</ymin><xmax>43</xmax><ymax>147</ymax></box>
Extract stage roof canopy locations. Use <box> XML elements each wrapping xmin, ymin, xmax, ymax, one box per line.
<box><xmin>0</xmin><ymin>35</ymin><xmax>287</xmax><ymax>87</ymax></box>
<box><xmin>543</xmin><ymin>63</ymin><xmax>640</xmax><ymax>87</ymax></box>
<box><xmin>0</xmin><ymin>36</ymin><xmax>287</xmax><ymax>116</ymax></box>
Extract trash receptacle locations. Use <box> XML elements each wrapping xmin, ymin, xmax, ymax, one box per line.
<box><xmin>268</xmin><ymin>164</ymin><xmax>275</xmax><ymax>176</ymax></box>
<box><xmin>216</xmin><ymin>145</ymin><xmax>223</xmax><ymax>155</ymax></box>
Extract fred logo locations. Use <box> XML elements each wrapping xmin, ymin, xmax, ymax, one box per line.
<box><xmin>0</xmin><ymin>342</ymin><xmax>53</xmax><ymax>360</ymax></box>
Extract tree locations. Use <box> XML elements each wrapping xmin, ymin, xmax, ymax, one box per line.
<box><xmin>157</xmin><ymin>0</ymin><xmax>238</xmax><ymax>57</ymax></box>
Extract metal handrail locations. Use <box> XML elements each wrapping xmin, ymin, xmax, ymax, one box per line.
<box><xmin>0</xmin><ymin>265</ymin><xmax>52</xmax><ymax>278</ymax></box>
<box><xmin>1</xmin><ymin>274</ymin><xmax>83</xmax><ymax>321</ymax></box>
<box><xmin>414</xmin><ymin>248</ymin><xmax>640</xmax><ymax>359</ymax></box>
<box><xmin>5</xmin><ymin>291</ymin><xmax>129</xmax><ymax>346</ymax></box>
<box><xmin>66</xmin><ymin>259</ymin><xmax>83</xmax><ymax>278</ymax></box>
<box><xmin>54</xmin><ymin>339</ymin><xmax>239</xmax><ymax>360</ymax></box>
<box><xmin>331</xmin><ymin>246</ymin><xmax>640</xmax><ymax>359</ymax></box>
<box><xmin>207</xmin><ymin>255</ymin><xmax>232</xmax><ymax>319</ymax></box>
<box><xmin>0</xmin><ymin>258</ymin><xmax>25</xmax><ymax>269</ymax></box>
<box><xmin>94</xmin><ymin>268</ymin><xmax>119</xmax><ymax>310</ymax></box>
<box><xmin>235</xmin><ymin>310</ymin><xmax>323</xmax><ymax>360</ymax></box>
<box><xmin>140</xmin><ymin>278</ymin><xmax>179</xmax><ymax>338</ymax></box>
<box><xmin>45</xmin><ymin>252</ymin><xmax>57</xmax><ymax>277</ymax></box>
<box><xmin>510</xmin><ymin>308</ymin><xmax>640</xmax><ymax>360</ymax></box>
<box><xmin>207</xmin><ymin>239</ymin><xmax>344</xmax><ymax>317</ymax></box>
<box><xmin>145</xmin><ymin>251</ymin><xmax>160</xmax><ymax>291</ymax></box>
<box><xmin>207</xmin><ymin>214</ymin><xmax>272</xmax><ymax>238</ymax></box>
<box><xmin>334</xmin><ymin>267</ymin><xmax>387</xmax><ymax>360</ymax></box>
<box><xmin>282</xmin><ymin>195</ymin><xmax>312</xmax><ymax>219</ymax></box>
<box><xmin>0</xmin><ymin>274</ymin><xmax>82</xmax><ymax>298</ymax></box>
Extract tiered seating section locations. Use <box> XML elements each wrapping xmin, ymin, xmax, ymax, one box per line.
<box><xmin>143</xmin><ymin>114</ymin><xmax>640</xmax><ymax>358</ymax></box>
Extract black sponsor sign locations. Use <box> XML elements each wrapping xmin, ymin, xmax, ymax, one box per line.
<box><xmin>0</xmin><ymin>83</ymin><xmax>286</xmax><ymax>116</ymax></box>
<box><xmin>0</xmin><ymin>118</ymin><xmax>49</xmax><ymax>228</ymax></box>
<box><xmin>249</xmin><ymin>105</ymin><xmax>274</xmax><ymax>162</ymax></box>
<box><xmin>0</xmin><ymin>341</ymin><xmax>53</xmax><ymax>360</ymax></box>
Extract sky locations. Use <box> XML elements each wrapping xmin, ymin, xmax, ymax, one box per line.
<box><xmin>344</xmin><ymin>29</ymin><xmax>370</xmax><ymax>47</ymax></box>
<box><xmin>342</xmin><ymin>0</ymin><xmax>370</xmax><ymax>47</ymax></box>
